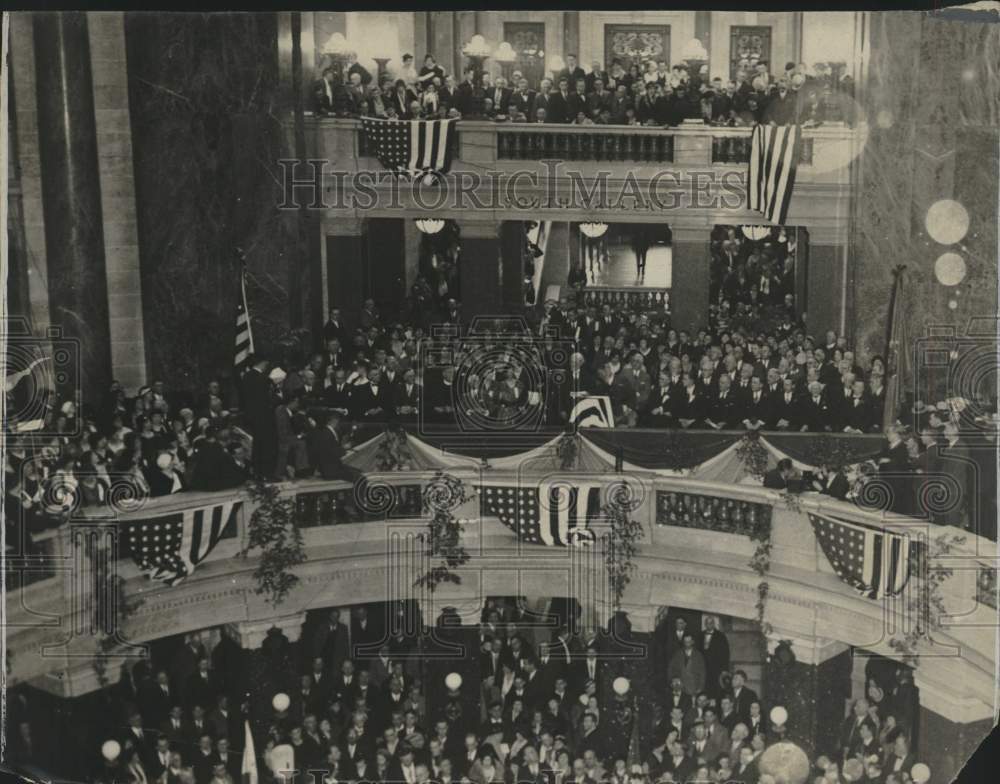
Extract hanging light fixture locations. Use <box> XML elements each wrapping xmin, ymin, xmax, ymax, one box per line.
<box><xmin>741</xmin><ymin>225</ymin><xmax>772</xmax><ymax>241</ymax></box>
<box><xmin>580</xmin><ymin>222</ymin><xmax>609</xmax><ymax>238</ymax></box>
<box><xmin>415</xmin><ymin>218</ymin><xmax>446</xmax><ymax>235</ymax></box>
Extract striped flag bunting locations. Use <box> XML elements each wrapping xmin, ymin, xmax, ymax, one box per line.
<box><xmin>360</xmin><ymin>117</ymin><xmax>457</xmax><ymax>178</ymax></box>
<box><xmin>124</xmin><ymin>502</ymin><xmax>239</xmax><ymax>586</ymax></box>
<box><xmin>482</xmin><ymin>480</ymin><xmax>603</xmax><ymax>546</ymax></box>
<box><xmin>241</xmin><ymin>720</ymin><xmax>259</xmax><ymax>784</ymax></box>
<box><xmin>808</xmin><ymin>513</ymin><xmax>912</xmax><ymax>600</ymax></box>
<box><xmin>570</xmin><ymin>395</ymin><xmax>615</xmax><ymax>429</ymax></box>
<box><xmin>234</xmin><ymin>264</ymin><xmax>255</xmax><ymax>375</ymax></box>
<box><xmin>747</xmin><ymin>123</ymin><xmax>802</xmax><ymax>226</ymax></box>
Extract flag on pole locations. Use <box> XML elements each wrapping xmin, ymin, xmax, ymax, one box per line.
<box><xmin>570</xmin><ymin>395</ymin><xmax>615</xmax><ymax>429</ymax></box>
<box><xmin>883</xmin><ymin>266</ymin><xmax>909</xmax><ymax>431</ymax></box>
<box><xmin>241</xmin><ymin>720</ymin><xmax>258</xmax><ymax>784</ymax></box>
<box><xmin>482</xmin><ymin>480</ymin><xmax>603</xmax><ymax>546</ymax></box>
<box><xmin>747</xmin><ymin>123</ymin><xmax>802</xmax><ymax>226</ymax></box>
<box><xmin>808</xmin><ymin>514</ymin><xmax>912</xmax><ymax>599</ymax></box>
<box><xmin>123</xmin><ymin>502</ymin><xmax>239</xmax><ymax>586</ymax></box>
<box><xmin>360</xmin><ymin>117</ymin><xmax>457</xmax><ymax>178</ymax></box>
<box><xmin>235</xmin><ymin>263</ymin><xmax>255</xmax><ymax>375</ymax></box>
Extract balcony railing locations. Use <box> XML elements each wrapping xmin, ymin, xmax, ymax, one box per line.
<box><xmin>711</xmin><ymin>133</ymin><xmax>815</xmax><ymax>164</ymax></box>
<box><xmin>580</xmin><ymin>287</ymin><xmax>670</xmax><ymax>311</ymax></box>
<box><xmin>497</xmin><ymin>126</ymin><xmax>674</xmax><ymax>163</ymax></box>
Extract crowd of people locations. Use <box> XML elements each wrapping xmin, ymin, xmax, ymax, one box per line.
<box><xmin>5</xmin><ymin>262</ymin><xmax>997</xmax><ymax>548</ymax></box>
<box><xmin>315</xmin><ymin>50</ymin><xmax>841</xmax><ymax>127</ymax></box>
<box><xmin>4</xmin><ymin>599</ymin><xmax>929</xmax><ymax>784</ymax></box>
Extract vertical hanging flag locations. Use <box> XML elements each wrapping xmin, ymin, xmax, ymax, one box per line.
<box><xmin>241</xmin><ymin>720</ymin><xmax>258</xmax><ymax>784</ymax></box>
<box><xmin>747</xmin><ymin>123</ymin><xmax>802</xmax><ymax>226</ymax></box>
<box><xmin>808</xmin><ymin>513</ymin><xmax>913</xmax><ymax>599</ymax></box>
<box><xmin>360</xmin><ymin>117</ymin><xmax>457</xmax><ymax>178</ymax></box>
<box><xmin>234</xmin><ymin>262</ymin><xmax>255</xmax><ymax>375</ymax></box>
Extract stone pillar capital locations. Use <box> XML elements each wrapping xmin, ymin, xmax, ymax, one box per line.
<box><xmin>226</xmin><ymin>611</ymin><xmax>308</xmax><ymax>650</ymax></box>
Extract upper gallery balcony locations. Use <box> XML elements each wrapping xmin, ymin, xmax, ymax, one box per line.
<box><xmin>299</xmin><ymin>118</ymin><xmax>862</xmax><ymax>224</ymax></box>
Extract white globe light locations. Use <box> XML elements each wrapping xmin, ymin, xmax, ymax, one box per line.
<box><xmin>934</xmin><ymin>252</ymin><xmax>967</xmax><ymax>286</ymax></box>
<box><xmin>741</xmin><ymin>225</ymin><xmax>772</xmax><ymax>241</ymax></box>
<box><xmin>612</xmin><ymin>676</ymin><xmax>630</xmax><ymax>695</ymax></box>
<box><xmin>470</xmin><ymin>35</ymin><xmax>486</xmax><ymax>47</ymax></box>
<box><xmin>580</xmin><ymin>222</ymin><xmax>608</xmax><ymax>239</ymax></box>
<box><xmin>272</xmin><ymin>692</ymin><xmax>291</xmax><ymax>712</ymax></box>
<box><xmin>911</xmin><ymin>763</ymin><xmax>931</xmax><ymax>784</ymax></box>
<box><xmin>770</xmin><ymin>705</ymin><xmax>788</xmax><ymax>726</ymax></box>
<box><xmin>415</xmin><ymin>218</ymin><xmax>446</xmax><ymax>235</ymax></box>
<box><xmin>101</xmin><ymin>740</ymin><xmax>121</xmax><ymax>761</ymax></box>
<box><xmin>445</xmin><ymin>672</ymin><xmax>463</xmax><ymax>691</ymax></box>
<box><xmin>324</xmin><ymin>32</ymin><xmax>351</xmax><ymax>55</ymax></box>
<box><xmin>925</xmin><ymin>199</ymin><xmax>970</xmax><ymax>245</ymax></box>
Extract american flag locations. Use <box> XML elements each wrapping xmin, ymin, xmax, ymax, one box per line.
<box><xmin>570</xmin><ymin>395</ymin><xmax>615</xmax><ymax>429</ymax></box>
<box><xmin>482</xmin><ymin>480</ymin><xmax>603</xmax><ymax>547</ymax></box>
<box><xmin>234</xmin><ymin>264</ymin><xmax>254</xmax><ymax>375</ymax></box>
<box><xmin>747</xmin><ymin>123</ymin><xmax>802</xmax><ymax>225</ymax></box>
<box><xmin>808</xmin><ymin>513</ymin><xmax>912</xmax><ymax>599</ymax></box>
<box><xmin>124</xmin><ymin>502</ymin><xmax>239</xmax><ymax>586</ymax></box>
<box><xmin>361</xmin><ymin>117</ymin><xmax>457</xmax><ymax>177</ymax></box>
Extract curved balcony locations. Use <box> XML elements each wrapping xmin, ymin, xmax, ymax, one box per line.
<box><xmin>6</xmin><ymin>457</ymin><xmax>995</xmax><ymax>731</ymax></box>
<box><xmin>301</xmin><ymin>118</ymin><xmax>860</xmax><ymax>226</ymax></box>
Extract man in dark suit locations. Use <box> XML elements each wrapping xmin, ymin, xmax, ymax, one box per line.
<box><xmin>510</xmin><ymin>78</ymin><xmax>536</xmax><ymax>118</ymax></box>
<box><xmin>840</xmin><ymin>699</ymin><xmax>878</xmax><ymax>763</ymax></box>
<box><xmin>763</xmin><ymin>458</ymin><xmax>795</xmax><ymax>490</ymax></box>
<box><xmin>309</xmin><ymin>411</ymin><xmax>359</xmax><ymax>481</ymax></box>
<box><xmin>240</xmin><ymin>355</ymin><xmax>275</xmax><ymax>477</ymax></box>
<box><xmin>742</xmin><ymin>376</ymin><xmax>770</xmax><ymax>430</ymax></box>
<box><xmin>635</xmin><ymin>82</ymin><xmax>667</xmax><ymax>125</ymax></box>
<box><xmin>516</xmin><ymin>746</ymin><xmax>553</xmax><ymax>784</ymax></box>
<box><xmin>676</xmin><ymin>373</ymin><xmax>707</xmax><ymax>429</ymax></box>
<box><xmin>148</xmin><ymin>735</ymin><xmax>173</xmax><ymax>782</ymax></box>
<box><xmin>313</xmin><ymin>608</ymin><xmax>350</xmax><ymax>676</ymax></box>
<box><xmin>353</xmin><ymin>368</ymin><xmax>392</xmax><ymax>422</ymax></box>
<box><xmin>189</xmin><ymin>426</ymin><xmax>246</xmax><ymax>491</ymax></box>
<box><xmin>844</xmin><ymin>380</ymin><xmax>875</xmax><ymax>433</ymax></box>
<box><xmin>184</xmin><ymin>657</ymin><xmax>218</xmax><ymax>713</ymax></box>
<box><xmin>705</xmin><ymin>375</ymin><xmax>739</xmax><ymax>430</ymax></box>
<box><xmin>546</xmin><ymin>77</ymin><xmax>574</xmax><ymax>124</ymax></box>
<box><xmin>700</xmin><ymin>617</ymin><xmax>730</xmax><ymax>697</ymax></box>
<box><xmin>214</xmin><ymin>737</ymin><xmax>241</xmax><ymax>782</ymax></box>
<box><xmin>813</xmin><ymin>464</ymin><xmax>850</xmax><ymax>500</ymax></box>
<box><xmin>489</xmin><ymin>77</ymin><xmax>513</xmax><ymax>115</ymax></box>
<box><xmin>798</xmin><ymin>381</ymin><xmax>832</xmax><ymax>432</ymax></box>
<box><xmin>454</xmin><ymin>68</ymin><xmax>478</xmax><ymax>117</ymax></box>
<box><xmin>557</xmin><ymin>54</ymin><xmax>586</xmax><ymax>86</ymax></box>
<box><xmin>140</xmin><ymin>670</ymin><xmax>174</xmax><ymax>729</ymax></box>
<box><xmin>770</xmin><ymin>377</ymin><xmax>799</xmax><ymax>430</ymax></box>
<box><xmin>393</xmin><ymin>369</ymin><xmax>421</xmax><ymax>423</ymax></box>
<box><xmin>730</xmin><ymin>671</ymin><xmax>759</xmax><ymax>724</ymax></box>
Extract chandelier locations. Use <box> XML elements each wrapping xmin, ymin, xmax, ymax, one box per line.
<box><xmin>415</xmin><ymin>219</ymin><xmax>446</xmax><ymax>234</ymax></box>
<box><xmin>741</xmin><ymin>225</ymin><xmax>772</xmax><ymax>241</ymax></box>
<box><xmin>580</xmin><ymin>222</ymin><xmax>609</xmax><ymax>238</ymax></box>
<box><xmin>462</xmin><ymin>34</ymin><xmax>492</xmax><ymax>58</ymax></box>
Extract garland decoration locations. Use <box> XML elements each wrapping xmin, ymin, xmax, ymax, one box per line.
<box><xmin>242</xmin><ymin>479</ymin><xmax>307</xmax><ymax>607</ymax></box>
<box><xmin>889</xmin><ymin>532</ymin><xmax>964</xmax><ymax>666</ymax></box>
<box><xmin>556</xmin><ymin>432</ymin><xmax>580</xmax><ymax>471</ymax></box>
<box><xmin>735</xmin><ymin>431</ymin><xmax>770</xmax><ymax>481</ymax></box>
<box><xmin>604</xmin><ymin>480</ymin><xmax>646</xmax><ymax>609</ymax></box>
<box><xmin>375</xmin><ymin>425</ymin><xmax>416</xmax><ymax>471</ymax></box>
<box><xmin>415</xmin><ymin>472</ymin><xmax>472</xmax><ymax>592</ymax></box>
<box><xmin>746</xmin><ymin>502</ymin><xmax>774</xmax><ymax>635</ymax></box>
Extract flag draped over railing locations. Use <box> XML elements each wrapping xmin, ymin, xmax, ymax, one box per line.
<box><xmin>361</xmin><ymin>117</ymin><xmax>457</xmax><ymax>178</ymax></box>
<box><xmin>123</xmin><ymin>502</ymin><xmax>239</xmax><ymax>586</ymax></box>
<box><xmin>482</xmin><ymin>481</ymin><xmax>603</xmax><ymax>547</ymax></box>
<box><xmin>808</xmin><ymin>513</ymin><xmax>913</xmax><ymax>600</ymax></box>
<box><xmin>747</xmin><ymin>123</ymin><xmax>802</xmax><ymax>225</ymax></box>
<box><xmin>234</xmin><ymin>263</ymin><xmax>255</xmax><ymax>375</ymax></box>
<box><xmin>570</xmin><ymin>395</ymin><xmax>615</xmax><ymax>429</ymax></box>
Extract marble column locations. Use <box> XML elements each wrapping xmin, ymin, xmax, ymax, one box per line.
<box><xmin>563</xmin><ymin>11</ymin><xmax>580</xmax><ymax>60</ymax></box>
<box><xmin>500</xmin><ymin>221</ymin><xmax>526</xmax><ymax>313</ymax></box>
<box><xmin>804</xmin><ymin>227</ymin><xmax>849</xmax><ymax>340</ymax></box>
<box><xmin>323</xmin><ymin>217</ymin><xmax>366</xmax><ymax>328</ymax></box>
<box><xmin>33</xmin><ymin>12</ymin><xmax>113</xmax><ymax>403</ymax></box>
<box><xmin>458</xmin><ymin>220</ymin><xmax>502</xmax><ymax>317</ymax></box>
<box><xmin>914</xmin><ymin>682</ymin><xmax>995</xmax><ymax>784</ymax></box>
<box><xmin>762</xmin><ymin>632</ymin><xmax>853</xmax><ymax>759</ymax></box>
<box><xmin>88</xmin><ymin>12</ymin><xmax>148</xmax><ymax>391</ymax></box>
<box><xmin>365</xmin><ymin>218</ymin><xmax>407</xmax><ymax>313</ymax></box>
<box><xmin>670</xmin><ymin>226</ymin><xmax>712</xmax><ymax>335</ymax></box>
